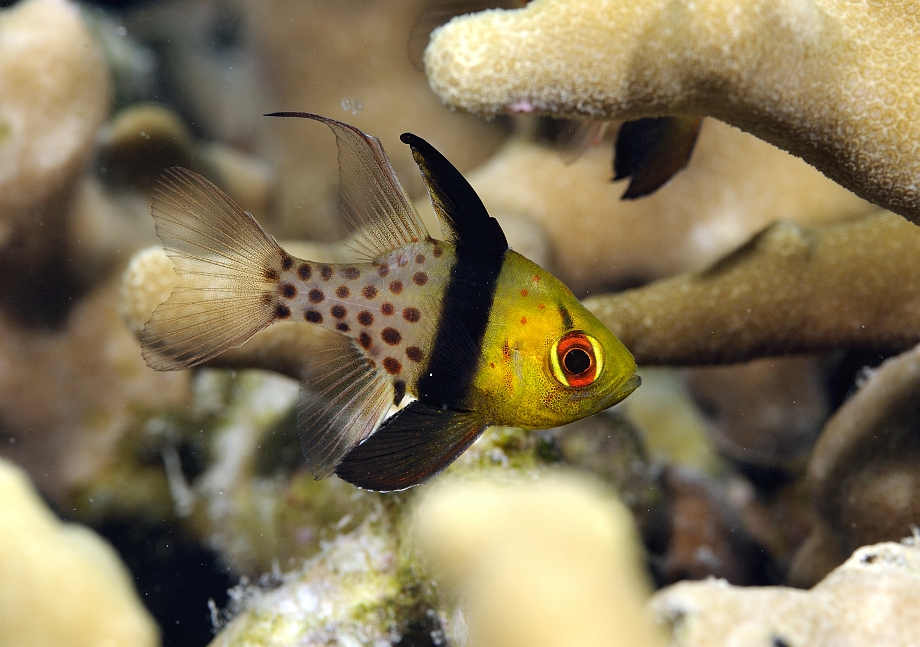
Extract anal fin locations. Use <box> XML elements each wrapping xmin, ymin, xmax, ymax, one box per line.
<box><xmin>334</xmin><ymin>401</ymin><xmax>488</xmax><ymax>491</ymax></box>
<box><xmin>298</xmin><ymin>333</ymin><xmax>394</xmax><ymax>479</ymax></box>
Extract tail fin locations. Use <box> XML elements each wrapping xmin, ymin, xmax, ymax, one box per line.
<box><xmin>142</xmin><ymin>167</ymin><xmax>288</xmax><ymax>371</ymax></box>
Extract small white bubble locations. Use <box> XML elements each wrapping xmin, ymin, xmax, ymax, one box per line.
<box><xmin>341</xmin><ymin>98</ymin><xmax>363</xmax><ymax>115</ymax></box>
<box><xmin>115</xmin><ymin>25</ymin><xmax>127</xmax><ymax>37</ymax></box>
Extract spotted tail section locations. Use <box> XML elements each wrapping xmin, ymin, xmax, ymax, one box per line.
<box><xmin>142</xmin><ymin>167</ymin><xmax>289</xmax><ymax>371</ymax></box>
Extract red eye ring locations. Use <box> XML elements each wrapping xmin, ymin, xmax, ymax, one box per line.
<box><xmin>552</xmin><ymin>331</ymin><xmax>600</xmax><ymax>388</ymax></box>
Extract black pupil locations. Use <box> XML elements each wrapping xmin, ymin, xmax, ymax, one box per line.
<box><xmin>563</xmin><ymin>348</ymin><xmax>591</xmax><ymax>375</ymax></box>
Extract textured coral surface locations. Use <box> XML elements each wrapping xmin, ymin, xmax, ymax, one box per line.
<box><xmin>426</xmin><ymin>0</ymin><xmax>920</xmax><ymax>222</ymax></box>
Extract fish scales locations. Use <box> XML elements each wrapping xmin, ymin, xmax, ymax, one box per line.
<box><xmin>141</xmin><ymin>113</ymin><xmax>640</xmax><ymax>491</ymax></box>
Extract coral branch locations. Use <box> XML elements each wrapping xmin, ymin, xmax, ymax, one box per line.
<box><xmin>425</xmin><ymin>0</ymin><xmax>920</xmax><ymax>220</ymax></box>
<box><xmin>584</xmin><ymin>211</ymin><xmax>920</xmax><ymax>365</ymax></box>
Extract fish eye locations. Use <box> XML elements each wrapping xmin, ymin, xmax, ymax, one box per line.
<box><xmin>549</xmin><ymin>331</ymin><xmax>604</xmax><ymax>388</ymax></box>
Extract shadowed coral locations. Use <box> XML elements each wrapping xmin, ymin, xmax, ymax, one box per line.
<box><xmin>788</xmin><ymin>342</ymin><xmax>920</xmax><ymax>587</ymax></box>
<box><xmin>425</xmin><ymin>0</ymin><xmax>920</xmax><ymax>221</ymax></box>
<box><xmin>584</xmin><ymin>211</ymin><xmax>920</xmax><ymax>365</ymax></box>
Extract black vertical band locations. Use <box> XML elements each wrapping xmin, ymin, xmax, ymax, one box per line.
<box><xmin>417</xmin><ymin>246</ymin><xmax>505</xmax><ymax>409</ymax></box>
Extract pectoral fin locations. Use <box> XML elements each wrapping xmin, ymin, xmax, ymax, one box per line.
<box><xmin>613</xmin><ymin>116</ymin><xmax>703</xmax><ymax>199</ymax></box>
<box><xmin>334</xmin><ymin>401</ymin><xmax>488</xmax><ymax>491</ymax></box>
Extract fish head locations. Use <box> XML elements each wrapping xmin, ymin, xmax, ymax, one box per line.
<box><xmin>473</xmin><ymin>251</ymin><xmax>640</xmax><ymax>429</ymax></box>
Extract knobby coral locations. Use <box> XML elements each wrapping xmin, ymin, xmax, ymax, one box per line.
<box><xmin>425</xmin><ymin>0</ymin><xmax>920</xmax><ymax>222</ymax></box>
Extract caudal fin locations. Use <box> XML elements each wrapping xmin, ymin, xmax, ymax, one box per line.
<box><xmin>142</xmin><ymin>167</ymin><xmax>289</xmax><ymax>371</ymax></box>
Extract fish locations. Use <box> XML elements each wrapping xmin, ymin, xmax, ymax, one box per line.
<box><xmin>141</xmin><ymin>112</ymin><xmax>640</xmax><ymax>491</ymax></box>
<box><xmin>613</xmin><ymin>116</ymin><xmax>704</xmax><ymax>199</ymax></box>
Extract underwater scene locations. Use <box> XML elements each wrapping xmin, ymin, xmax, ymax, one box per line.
<box><xmin>1</xmin><ymin>0</ymin><xmax>920</xmax><ymax>645</ymax></box>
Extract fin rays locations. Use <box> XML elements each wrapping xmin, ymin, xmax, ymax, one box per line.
<box><xmin>142</xmin><ymin>168</ymin><xmax>285</xmax><ymax>371</ymax></box>
<box><xmin>266</xmin><ymin>112</ymin><xmax>430</xmax><ymax>260</ymax></box>
<box><xmin>298</xmin><ymin>334</ymin><xmax>395</xmax><ymax>478</ymax></box>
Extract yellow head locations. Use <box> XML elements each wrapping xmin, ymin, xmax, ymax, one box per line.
<box><xmin>470</xmin><ymin>251</ymin><xmax>639</xmax><ymax>428</ymax></box>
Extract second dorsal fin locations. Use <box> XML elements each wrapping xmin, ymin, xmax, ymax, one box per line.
<box><xmin>400</xmin><ymin>132</ymin><xmax>508</xmax><ymax>254</ymax></box>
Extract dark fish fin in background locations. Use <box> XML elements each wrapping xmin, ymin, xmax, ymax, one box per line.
<box><xmin>400</xmin><ymin>132</ymin><xmax>508</xmax><ymax>254</ymax></box>
<box><xmin>613</xmin><ymin>116</ymin><xmax>704</xmax><ymax>200</ymax></box>
<box><xmin>408</xmin><ymin>0</ymin><xmax>527</xmax><ymax>72</ymax></box>
<box><xmin>142</xmin><ymin>167</ymin><xmax>286</xmax><ymax>371</ymax></box>
<box><xmin>298</xmin><ymin>332</ymin><xmax>396</xmax><ymax>479</ymax></box>
<box><xmin>264</xmin><ymin>112</ymin><xmax>430</xmax><ymax>259</ymax></box>
<box><xmin>335</xmin><ymin>401</ymin><xmax>488</xmax><ymax>491</ymax></box>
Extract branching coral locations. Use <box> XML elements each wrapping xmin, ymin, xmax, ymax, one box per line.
<box><xmin>584</xmin><ymin>211</ymin><xmax>920</xmax><ymax>365</ymax></box>
<box><xmin>425</xmin><ymin>0</ymin><xmax>920</xmax><ymax>221</ymax></box>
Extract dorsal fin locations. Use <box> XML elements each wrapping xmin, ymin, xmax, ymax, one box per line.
<box><xmin>266</xmin><ymin>112</ymin><xmax>430</xmax><ymax>259</ymax></box>
<box><xmin>400</xmin><ymin>132</ymin><xmax>508</xmax><ymax>253</ymax></box>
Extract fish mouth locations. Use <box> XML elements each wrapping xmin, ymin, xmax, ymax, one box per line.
<box><xmin>604</xmin><ymin>373</ymin><xmax>641</xmax><ymax>407</ymax></box>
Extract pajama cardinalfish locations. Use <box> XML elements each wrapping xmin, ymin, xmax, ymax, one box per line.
<box><xmin>141</xmin><ymin>113</ymin><xmax>640</xmax><ymax>491</ymax></box>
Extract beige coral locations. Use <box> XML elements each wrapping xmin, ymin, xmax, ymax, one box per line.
<box><xmin>412</xmin><ymin>473</ymin><xmax>664</xmax><ymax>647</ymax></box>
<box><xmin>584</xmin><ymin>211</ymin><xmax>920</xmax><ymax>365</ymax></box>
<box><xmin>653</xmin><ymin>540</ymin><xmax>920</xmax><ymax>646</ymax></box>
<box><xmin>0</xmin><ymin>0</ymin><xmax>111</xmax><ymax>278</ymax></box>
<box><xmin>425</xmin><ymin>0</ymin><xmax>920</xmax><ymax>221</ymax></box>
<box><xmin>449</xmin><ymin>120</ymin><xmax>870</xmax><ymax>294</ymax></box>
<box><xmin>0</xmin><ymin>457</ymin><xmax>160</xmax><ymax>647</ymax></box>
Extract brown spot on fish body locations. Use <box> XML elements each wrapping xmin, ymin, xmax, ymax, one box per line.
<box><xmin>320</xmin><ymin>265</ymin><xmax>334</xmax><ymax>280</ymax></box>
<box><xmin>383</xmin><ymin>357</ymin><xmax>402</xmax><ymax>375</ymax></box>
<box><xmin>342</xmin><ymin>267</ymin><xmax>360</xmax><ymax>280</ymax></box>
<box><xmin>264</xmin><ymin>268</ymin><xmax>280</xmax><ymax>281</ymax></box>
<box><xmin>280</xmin><ymin>283</ymin><xmax>297</xmax><ymax>298</ymax></box>
<box><xmin>305</xmin><ymin>309</ymin><xmax>323</xmax><ymax>324</ymax></box>
<box><xmin>402</xmin><ymin>307</ymin><xmax>421</xmax><ymax>323</ymax></box>
<box><xmin>381</xmin><ymin>302</ymin><xmax>395</xmax><ymax>316</ymax></box>
<box><xmin>381</xmin><ymin>327</ymin><xmax>402</xmax><ymax>346</ymax></box>
<box><xmin>281</xmin><ymin>255</ymin><xmax>293</xmax><ymax>270</ymax></box>
<box><xmin>336</xmin><ymin>285</ymin><xmax>350</xmax><ymax>299</ymax></box>
<box><xmin>359</xmin><ymin>332</ymin><xmax>373</xmax><ymax>349</ymax></box>
<box><xmin>432</xmin><ymin>245</ymin><xmax>443</xmax><ymax>258</ymax></box>
<box><xmin>275</xmin><ymin>303</ymin><xmax>291</xmax><ymax>319</ymax></box>
<box><xmin>336</xmin><ymin>322</ymin><xmax>350</xmax><ymax>332</ymax></box>
<box><xmin>415</xmin><ymin>253</ymin><xmax>426</xmax><ymax>264</ymax></box>
<box><xmin>413</xmin><ymin>272</ymin><xmax>428</xmax><ymax>286</ymax></box>
<box><xmin>362</xmin><ymin>285</ymin><xmax>378</xmax><ymax>299</ymax></box>
<box><xmin>520</xmin><ymin>289</ymin><xmax>528</xmax><ymax>297</ymax></box>
<box><xmin>377</xmin><ymin>264</ymin><xmax>390</xmax><ymax>278</ymax></box>
<box><xmin>406</xmin><ymin>346</ymin><xmax>424</xmax><ymax>363</ymax></box>
<box><xmin>308</xmin><ymin>288</ymin><xmax>325</xmax><ymax>303</ymax></box>
<box><xmin>331</xmin><ymin>305</ymin><xmax>347</xmax><ymax>319</ymax></box>
<box><xmin>389</xmin><ymin>280</ymin><xmax>403</xmax><ymax>295</ymax></box>
<box><xmin>357</xmin><ymin>311</ymin><xmax>374</xmax><ymax>326</ymax></box>
<box><xmin>520</xmin><ymin>316</ymin><xmax>527</xmax><ymax>325</ymax></box>
<box><xmin>298</xmin><ymin>263</ymin><xmax>312</xmax><ymax>280</ymax></box>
